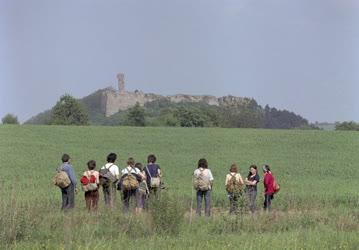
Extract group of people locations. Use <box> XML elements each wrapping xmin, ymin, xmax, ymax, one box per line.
<box><xmin>55</xmin><ymin>153</ymin><xmax>279</xmax><ymax>215</ymax></box>
<box><xmin>194</xmin><ymin>159</ymin><xmax>278</xmax><ymax>216</ymax></box>
<box><xmin>55</xmin><ymin>153</ymin><xmax>162</xmax><ymax>212</ymax></box>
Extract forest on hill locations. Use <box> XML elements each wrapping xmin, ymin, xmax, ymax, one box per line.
<box><xmin>25</xmin><ymin>89</ymin><xmax>314</xmax><ymax>129</ymax></box>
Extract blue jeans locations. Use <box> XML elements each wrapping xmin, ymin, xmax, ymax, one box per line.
<box><xmin>246</xmin><ymin>189</ymin><xmax>257</xmax><ymax>213</ymax></box>
<box><xmin>61</xmin><ymin>184</ymin><xmax>75</xmax><ymax>210</ymax></box>
<box><xmin>196</xmin><ymin>190</ymin><xmax>211</xmax><ymax>216</ymax></box>
<box><xmin>264</xmin><ymin>194</ymin><xmax>273</xmax><ymax>211</ymax></box>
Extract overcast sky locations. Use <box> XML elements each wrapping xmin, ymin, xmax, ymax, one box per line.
<box><xmin>1</xmin><ymin>0</ymin><xmax>358</xmax><ymax>123</ymax></box>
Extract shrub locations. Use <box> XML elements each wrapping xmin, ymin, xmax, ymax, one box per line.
<box><xmin>1</xmin><ymin>113</ymin><xmax>19</xmax><ymax>124</ymax></box>
<box><xmin>149</xmin><ymin>193</ymin><xmax>185</xmax><ymax>236</ymax></box>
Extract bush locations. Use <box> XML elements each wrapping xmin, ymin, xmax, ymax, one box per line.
<box><xmin>1</xmin><ymin>113</ymin><xmax>19</xmax><ymax>124</ymax></box>
<box><xmin>149</xmin><ymin>193</ymin><xmax>185</xmax><ymax>236</ymax></box>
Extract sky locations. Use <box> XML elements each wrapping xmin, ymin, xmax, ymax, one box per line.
<box><xmin>0</xmin><ymin>0</ymin><xmax>358</xmax><ymax>123</ymax></box>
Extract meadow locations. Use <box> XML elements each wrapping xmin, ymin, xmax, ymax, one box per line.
<box><xmin>0</xmin><ymin>125</ymin><xmax>358</xmax><ymax>249</ymax></box>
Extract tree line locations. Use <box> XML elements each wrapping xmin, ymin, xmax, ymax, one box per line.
<box><xmin>22</xmin><ymin>94</ymin><xmax>312</xmax><ymax>129</ymax></box>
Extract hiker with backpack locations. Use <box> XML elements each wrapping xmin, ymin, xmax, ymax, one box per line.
<box><xmin>81</xmin><ymin>160</ymin><xmax>100</xmax><ymax>212</ymax></box>
<box><xmin>263</xmin><ymin>164</ymin><xmax>279</xmax><ymax>212</ymax></box>
<box><xmin>99</xmin><ymin>153</ymin><xmax>120</xmax><ymax>208</ymax></box>
<box><xmin>144</xmin><ymin>154</ymin><xmax>162</xmax><ymax>196</ymax></box>
<box><xmin>193</xmin><ymin>158</ymin><xmax>214</xmax><ymax>217</ymax></box>
<box><xmin>244</xmin><ymin>165</ymin><xmax>260</xmax><ymax>213</ymax></box>
<box><xmin>225</xmin><ymin>163</ymin><xmax>244</xmax><ymax>214</ymax></box>
<box><xmin>119</xmin><ymin>158</ymin><xmax>142</xmax><ymax>213</ymax></box>
<box><xmin>55</xmin><ymin>154</ymin><xmax>77</xmax><ymax>211</ymax></box>
<box><xmin>134</xmin><ymin>162</ymin><xmax>149</xmax><ymax>213</ymax></box>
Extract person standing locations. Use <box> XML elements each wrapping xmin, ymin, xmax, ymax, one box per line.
<box><xmin>82</xmin><ymin>160</ymin><xmax>100</xmax><ymax>212</ymax></box>
<box><xmin>193</xmin><ymin>158</ymin><xmax>214</xmax><ymax>217</ymax></box>
<box><xmin>263</xmin><ymin>165</ymin><xmax>274</xmax><ymax>212</ymax></box>
<box><xmin>120</xmin><ymin>158</ymin><xmax>142</xmax><ymax>213</ymax></box>
<box><xmin>134</xmin><ymin>162</ymin><xmax>148</xmax><ymax>213</ymax></box>
<box><xmin>245</xmin><ymin>165</ymin><xmax>260</xmax><ymax>213</ymax></box>
<box><xmin>225</xmin><ymin>163</ymin><xmax>244</xmax><ymax>214</ymax></box>
<box><xmin>57</xmin><ymin>154</ymin><xmax>77</xmax><ymax>211</ymax></box>
<box><xmin>144</xmin><ymin>154</ymin><xmax>162</xmax><ymax>196</ymax></box>
<box><xmin>100</xmin><ymin>153</ymin><xmax>120</xmax><ymax>208</ymax></box>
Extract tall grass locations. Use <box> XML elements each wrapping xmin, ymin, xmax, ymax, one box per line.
<box><xmin>0</xmin><ymin>125</ymin><xmax>358</xmax><ymax>249</ymax></box>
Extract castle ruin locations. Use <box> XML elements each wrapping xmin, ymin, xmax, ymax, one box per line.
<box><xmin>101</xmin><ymin>74</ymin><xmax>245</xmax><ymax>117</ymax></box>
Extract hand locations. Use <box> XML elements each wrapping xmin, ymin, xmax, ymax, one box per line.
<box><xmin>75</xmin><ymin>187</ymin><xmax>79</xmax><ymax>194</ymax></box>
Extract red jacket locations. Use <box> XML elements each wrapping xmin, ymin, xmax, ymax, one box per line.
<box><xmin>264</xmin><ymin>172</ymin><xmax>274</xmax><ymax>195</ymax></box>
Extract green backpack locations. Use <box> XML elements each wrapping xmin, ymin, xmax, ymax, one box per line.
<box><xmin>226</xmin><ymin>173</ymin><xmax>243</xmax><ymax>194</ymax></box>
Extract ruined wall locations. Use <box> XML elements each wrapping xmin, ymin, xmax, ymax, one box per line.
<box><xmin>102</xmin><ymin>73</ymin><xmax>232</xmax><ymax>116</ymax></box>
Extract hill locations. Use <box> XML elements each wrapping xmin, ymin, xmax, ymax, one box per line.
<box><xmin>25</xmin><ymin>87</ymin><xmax>312</xmax><ymax>129</ymax></box>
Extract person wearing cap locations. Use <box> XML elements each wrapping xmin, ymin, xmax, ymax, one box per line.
<box><xmin>262</xmin><ymin>164</ymin><xmax>274</xmax><ymax>211</ymax></box>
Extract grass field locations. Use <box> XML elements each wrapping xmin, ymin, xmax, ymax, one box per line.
<box><xmin>0</xmin><ymin>125</ymin><xmax>358</xmax><ymax>249</ymax></box>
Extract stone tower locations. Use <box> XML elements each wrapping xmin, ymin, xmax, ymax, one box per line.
<box><xmin>117</xmin><ymin>73</ymin><xmax>125</xmax><ymax>94</ymax></box>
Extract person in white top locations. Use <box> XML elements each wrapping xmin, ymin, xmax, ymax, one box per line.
<box><xmin>120</xmin><ymin>158</ymin><xmax>142</xmax><ymax>213</ymax></box>
<box><xmin>100</xmin><ymin>153</ymin><xmax>120</xmax><ymax>208</ymax></box>
<box><xmin>193</xmin><ymin>158</ymin><xmax>214</xmax><ymax>217</ymax></box>
<box><xmin>225</xmin><ymin>163</ymin><xmax>244</xmax><ymax>214</ymax></box>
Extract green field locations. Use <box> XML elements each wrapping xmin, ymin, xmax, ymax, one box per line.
<box><xmin>1</xmin><ymin>125</ymin><xmax>358</xmax><ymax>249</ymax></box>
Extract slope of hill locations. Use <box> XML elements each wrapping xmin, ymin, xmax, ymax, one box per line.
<box><xmin>25</xmin><ymin>88</ymin><xmax>311</xmax><ymax>129</ymax></box>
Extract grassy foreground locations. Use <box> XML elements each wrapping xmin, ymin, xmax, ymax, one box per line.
<box><xmin>0</xmin><ymin>125</ymin><xmax>358</xmax><ymax>249</ymax></box>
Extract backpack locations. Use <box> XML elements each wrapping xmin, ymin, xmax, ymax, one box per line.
<box><xmin>146</xmin><ymin>166</ymin><xmax>161</xmax><ymax>188</ymax></box>
<box><xmin>121</xmin><ymin>167</ymin><xmax>139</xmax><ymax>191</ymax></box>
<box><xmin>81</xmin><ymin>171</ymin><xmax>98</xmax><ymax>192</ymax></box>
<box><xmin>226</xmin><ymin>173</ymin><xmax>243</xmax><ymax>194</ymax></box>
<box><xmin>99</xmin><ymin>164</ymin><xmax>116</xmax><ymax>187</ymax></box>
<box><xmin>193</xmin><ymin>169</ymin><xmax>211</xmax><ymax>191</ymax></box>
<box><xmin>53</xmin><ymin>168</ymin><xmax>71</xmax><ymax>189</ymax></box>
<box><xmin>138</xmin><ymin>180</ymin><xmax>149</xmax><ymax>196</ymax></box>
<box><xmin>272</xmin><ymin>175</ymin><xmax>280</xmax><ymax>193</ymax></box>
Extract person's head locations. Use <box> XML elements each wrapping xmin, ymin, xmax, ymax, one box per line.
<box><xmin>87</xmin><ymin>160</ymin><xmax>96</xmax><ymax>170</ymax></box>
<box><xmin>135</xmin><ymin>162</ymin><xmax>143</xmax><ymax>171</ymax></box>
<box><xmin>230</xmin><ymin>163</ymin><xmax>238</xmax><ymax>173</ymax></box>
<box><xmin>107</xmin><ymin>153</ymin><xmax>117</xmax><ymax>163</ymax></box>
<box><xmin>61</xmin><ymin>154</ymin><xmax>70</xmax><ymax>163</ymax></box>
<box><xmin>127</xmin><ymin>157</ymin><xmax>135</xmax><ymax>167</ymax></box>
<box><xmin>262</xmin><ymin>164</ymin><xmax>270</xmax><ymax>173</ymax></box>
<box><xmin>250</xmin><ymin>165</ymin><xmax>258</xmax><ymax>175</ymax></box>
<box><xmin>147</xmin><ymin>154</ymin><xmax>157</xmax><ymax>164</ymax></box>
<box><xmin>198</xmin><ymin>158</ymin><xmax>208</xmax><ymax>169</ymax></box>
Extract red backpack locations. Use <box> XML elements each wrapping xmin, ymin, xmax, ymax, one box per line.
<box><xmin>272</xmin><ymin>175</ymin><xmax>280</xmax><ymax>193</ymax></box>
<box><xmin>81</xmin><ymin>171</ymin><xmax>98</xmax><ymax>191</ymax></box>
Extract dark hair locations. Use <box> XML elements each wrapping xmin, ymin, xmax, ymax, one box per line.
<box><xmin>198</xmin><ymin>158</ymin><xmax>208</xmax><ymax>169</ymax></box>
<box><xmin>87</xmin><ymin>160</ymin><xmax>96</xmax><ymax>170</ymax></box>
<box><xmin>230</xmin><ymin>163</ymin><xmax>238</xmax><ymax>173</ymax></box>
<box><xmin>247</xmin><ymin>164</ymin><xmax>258</xmax><ymax>179</ymax></box>
<box><xmin>61</xmin><ymin>154</ymin><xmax>70</xmax><ymax>163</ymax></box>
<box><xmin>135</xmin><ymin>162</ymin><xmax>143</xmax><ymax>171</ymax></box>
<box><xmin>127</xmin><ymin>157</ymin><xmax>135</xmax><ymax>166</ymax></box>
<box><xmin>147</xmin><ymin>154</ymin><xmax>157</xmax><ymax>163</ymax></box>
<box><xmin>263</xmin><ymin>164</ymin><xmax>271</xmax><ymax>172</ymax></box>
<box><xmin>107</xmin><ymin>153</ymin><xmax>117</xmax><ymax>163</ymax></box>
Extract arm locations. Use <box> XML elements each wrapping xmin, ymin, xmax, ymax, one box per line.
<box><xmin>67</xmin><ymin>165</ymin><xmax>77</xmax><ymax>187</ymax></box>
<box><xmin>208</xmin><ymin>170</ymin><xmax>214</xmax><ymax>187</ymax></box>
<box><xmin>114</xmin><ymin>166</ymin><xmax>120</xmax><ymax>180</ymax></box>
<box><xmin>238</xmin><ymin>174</ymin><xmax>244</xmax><ymax>185</ymax></box>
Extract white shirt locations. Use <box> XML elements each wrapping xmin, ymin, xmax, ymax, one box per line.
<box><xmin>194</xmin><ymin>168</ymin><xmax>214</xmax><ymax>181</ymax></box>
<box><xmin>121</xmin><ymin>166</ymin><xmax>140</xmax><ymax>175</ymax></box>
<box><xmin>225</xmin><ymin>172</ymin><xmax>243</xmax><ymax>186</ymax></box>
<box><xmin>101</xmin><ymin>163</ymin><xmax>120</xmax><ymax>178</ymax></box>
